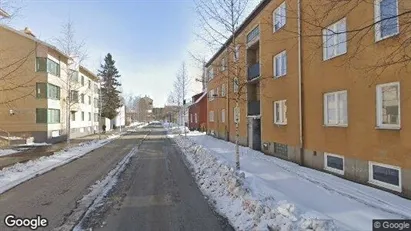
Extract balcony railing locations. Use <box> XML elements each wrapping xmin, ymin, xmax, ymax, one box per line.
<box><xmin>247</xmin><ymin>63</ymin><xmax>260</xmax><ymax>81</ymax></box>
<box><xmin>248</xmin><ymin>100</ymin><xmax>260</xmax><ymax>116</ymax></box>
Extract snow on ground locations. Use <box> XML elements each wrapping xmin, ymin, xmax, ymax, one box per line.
<box><xmin>0</xmin><ymin>133</ymin><xmax>121</xmax><ymax>195</ymax></box>
<box><xmin>0</xmin><ymin>136</ymin><xmax>25</xmax><ymax>140</ymax></box>
<box><xmin>172</xmin><ymin>133</ymin><xmax>411</xmax><ymax>231</ymax></box>
<box><xmin>163</xmin><ymin>122</ymin><xmax>190</xmax><ymax>135</ymax></box>
<box><xmin>127</xmin><ymin>121</ymin><xmax>146</xmax><ymax>127</ymax></box>
<box><xmin>16</xmin><ymin>142</ymin><xmax>51</xmax><ymax>147</ymax></box>
<box><xmin>0</xmin><ymin>149</ymin><xmax>19</xmax><ymax>157</ymax></box>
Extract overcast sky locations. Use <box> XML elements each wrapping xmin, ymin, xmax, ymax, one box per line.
<box><xmin>7</xmin><ymin>0</ymin><xmax>259</xmax><ymax>107</ymax></box>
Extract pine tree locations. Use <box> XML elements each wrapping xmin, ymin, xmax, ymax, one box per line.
<box><xmin>98</xmin><ymin>53</ymin><xmax>122</xmax><ymax>119</ymax></box>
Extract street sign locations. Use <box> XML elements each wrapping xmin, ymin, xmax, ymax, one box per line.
<box><xmin>234</xmin><ymin>107</ymin><xmax>240</xmax><ymax>124</ymax></box>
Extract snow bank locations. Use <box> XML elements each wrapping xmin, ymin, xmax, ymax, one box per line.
<box><xmin>163</xmin><ymin>122</ymin><xmax>189</xmax><ymax>135</ymax></box>
<box><xmin>175</xmin><ymin>136</ymin><xmax>336</xmax><ymax>231</ymax></box>
<box><xmin>173</xmin><ymin>134</ymin><xmax>411</xmax><ymax>231</ymax></box>
<box><xmin>0</xmin><ymin>149</ymin><xmax>19</xmax><ymax>157</ymax></box>
<box><xmin>0</xmin><ymin>136</ymin><xmax>25</xmax><ymax>140</ymax></box>
<box><xmin>0</xmin><ymin>133</ymin><xmax>121</xmax><ymax>195</ymax></box>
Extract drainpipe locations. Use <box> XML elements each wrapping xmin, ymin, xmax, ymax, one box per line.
<box><xmin>297</xmin><ymin>0</ymin><xmax>304</xmax><ymax>166</ymax></box>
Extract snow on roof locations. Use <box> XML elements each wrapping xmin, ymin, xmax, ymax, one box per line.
<box><xmin>193</xmin><ymin>91</ymin><xmax>207</xmax><ymax>104</ymax></box>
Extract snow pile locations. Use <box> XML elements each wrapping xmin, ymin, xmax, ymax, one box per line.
<box><xmin>0</xmin><ymin>136</ymin><xmax>25</xmax><ymax>140</ymax></box>
<box><xmin>175</xmin><ymin>136</ymin><xmax>336</xmax><ymax>231</ymax></box>
<box><xmin>16</xmin><ymin>142</ymin><xmax>50</xmax><ymax>147</ymax></box>
<box><xmin>0</xmin><ymin>133</ymin><xmax>121</xmax><ymax>195</ymax></box>
<box><xmin>127</xmin><ymin>121</ymin><xmax>146</xmax><ymax>127</ymax></box>
<box><xmin>163</xmin><ymin>122</ymin><xmax>190</xmax><ymax>135</ymax></box>
<box><xmin>0</xmin><ymin>149</ymin><xmax>19</xmax><ymax>157</ymax></box>
<box><xmin>174</xmin><ymin>134</ymin><xmax>411</xmax><ymax>231</ymax></box>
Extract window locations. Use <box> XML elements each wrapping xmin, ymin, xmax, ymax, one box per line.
<box><xmin>209</xmin><ymin>111</ymin><xmax>214</xmax><ymax>122</ymax></box>
<box><xmin>273</xmin><ymin>2</ymin><xmax>286</xmax><ymax>32</ymax></box>
<box><xmin>94</xmin><ymin>84</ymin><xmax>99</xmax><ymax>94</ymax></box>
<box><xmin>70</xmin><ymin>70</ymin><xmax>79</xmax><ymax>82</ymax></box>
<box><xmin>81</xmin><ymin>112</ymin><xmax>85</xmax><ymax>121</ymax></box>
<box><xmin>36</xmin><ymin>108</ymin><xmax>47</xmax><ymax>123</ymax></box>
<box><xmin>36</xmin><ymin>83</ymin><xmax>47</xmax><ymax>98</ymax></box>
<box><xmin>36</xmin><ymin>58</ymin><xmax>60</xmax><ymax>76</ymax></box>
<box><xmin>47</xmin><ymin>84</ymin><xmax>60</xmax><ymax>100</ymax></box>
<box><xmin>247</xmin><ymin>26</ymin><xmax>260</xmax><ymax>43</ymax></box>
<box><xmin>208</xmin><ymin>68</ymin><xmax>214</xmax><ymax>80</ymax></box>
<box><xmin>274</xmin><ymin>51</ymin><xmax>287</xmax><ymax>77</ymax></box>
<box><xmin>190</xmin><ymin>114</ymin><xmax>193</xmax><ymax>123</ymax></box>
<box><xmin>369</xmin><ymin>162</ymin><xmax>401</xmax><ymax>192</ymax></box>
<box><xmin>36</xmin><ymin>83</ymin><xmax>60</xmax><ymax>100</ymax></box>
<box><xmin>234</xmin><ymin>45</ymin><xmax>239</xmax><ymax>62</ymax></box>
<box><xmin>81</xmin><ymin>94</ymin><xmax>85</xmax><ymax>104</ymax></box>
<box><xmin>89</xmin><ymin>112</ymin><xmax>91</xmax><ymax>121</ymax></box>
<box><xmin>221</xmin><ymin>109</ymin><xmax>225</xmax><ymax>123</ymax></box>
<box><xmin>376</xmin><ymin>82</ymin><xmax>400</xmax><ymax>129</ymax></box>
<box><xmin>375</xmin><ymin>0</ymin><xmax>399</xmax><ymax>41</ymax></box>
<box><xmin>233</xmin><ymin>78</ymin><xmax>239</xmax><ymax>93</ymax></box>
<box><xmin>88</xmin><ymin>80</ymin><xmax>91</xmax><ymax>89</ymax></box>
<box><xmin>216</xmin><ymin>87</ymin><xmax>219</xmax><ymax>97</ymax></box>
<box><xmin>94</xmin><ymin>113</ymin><xmax>99</xmax><ymax>121</ymax></box>
<box><xmin>324</xmin><ymin>153</ymin><xmax>344</xmax><ymax>175</ymax></box>
<box><xmin>94</xmin><ymin>98</ymin><xmax>99</xmax><ymax>107</ymax></box>
<box><xmin>81</xmin><ymin>75</ymin><xmax>84</xmax><ymax>86</ymax></box>
<box><xmin>88</xmin><ymin>96</ymin><xmax>91</xmax><ymax>105</ymax></box>
<box><xmin>47</xmin><ymin>109</ymin><xmax>60</xmax><ymax>124</ymax></box>
<box><xmin>71</xmin><ymin>91</ymin><xmax>79</xmax><ymax>103</ymax></box>
<box><xmin>323</xmin><ymin>18</ymin><xmax>347</xmax><ymax>60</ymax></box>
<box><xmin>209</xmin><ymin>89</ymin><xmax>215</xmax><ymax>101</ymax></box>
<box><xmin>221</xmin><ymin>58</ymin><xmax>226</xmax><ymax>71</ymax></box>
<box><xmin>274</xmin><ymin>100</ymin><xmax>287</xmax><ymax>125</ymax></box>
<box><xmin>221</xmin><ymin>84</ymin><xmax>226</xmax><ymax>97</ymax></box>
<box><xmin>324</xmin><ymin>91</ymin><xmax>348</xmax><ymax>126</ymax></box>
<box><xmin>195</xmin><ymin>113</ymin><xmax>198</xmax><ymax>123</ymax></box>
<box><xmin>71</xmin><ymin>111</ymin><xmax>76</xmax><ymax>121</ymax></box>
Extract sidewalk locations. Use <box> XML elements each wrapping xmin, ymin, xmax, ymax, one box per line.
<box><xmin>0</xmin><ymin>129</ymin><xmax>123</xmax><ymax>170</ymax></box>
<box><xmin>172</xmin><ymin>131</ymin><xmax>411</xmax><ymax>231</ymax></box>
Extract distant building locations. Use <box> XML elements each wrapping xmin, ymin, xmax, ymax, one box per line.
<box><xmin>152</xmin><ymin>107</ymin><xmax>164</xmax><ymax>121</ymax></box>
<box><xmin>137</xmin><ymin>96</ymin><xmax>153</xmax><ymax>122</ymax></box>
<box><xmin>188</xmin><ymin>92</ymin><xmax>207</xmax><ymax>132</ymax></box>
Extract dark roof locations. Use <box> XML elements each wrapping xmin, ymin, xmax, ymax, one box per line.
<box><xmin>205</xmin><ymin>0</ymin><xmax>271</xmax><ymax>67</ymax></box>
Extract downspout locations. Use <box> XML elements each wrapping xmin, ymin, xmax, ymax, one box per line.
<box><xmin>297</xmin><ymin>0</ymin><xmax>304</xmax><ymax>166</ymax></box>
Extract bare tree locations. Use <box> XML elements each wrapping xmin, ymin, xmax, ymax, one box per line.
<box><xmin>172</xmin><ymin>62</ymin><xmax>190</xmax><ymax>136</ymax></box>
<box><xmin>193</xmin><ymin>0</ymin><xmax>257</xmax><ymax>170</ymax></box>
<box><xmin>54</xmin><ymin>19</ymin><xmax>88</xmax><ymax>144</ymax></box>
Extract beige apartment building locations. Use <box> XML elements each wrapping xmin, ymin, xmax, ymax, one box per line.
<box><xmin>0</xmin><ymin>24</ymin><xmax>100</xmax><ymax>143</ymax></box>
<box><xmin>206</xmin><ymin>0</ymin><xmax>411</xmax><ymax>198</ymax></box>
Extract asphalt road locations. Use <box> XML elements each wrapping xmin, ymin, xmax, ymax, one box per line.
<box><xmin>81</xmin><ymin>125</ymin><xmax>233</xmax><ymax>231</ymax></box>
<box><xmin>0</xmin><ymin>128</ymin><xmax>149</xmax><ymax>231</ymax></box>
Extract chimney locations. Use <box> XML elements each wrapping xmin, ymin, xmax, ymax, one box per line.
<box><xmin>23</xmin><ymin>27</ymin><xmax>35</xmax><ymax>37</ymax></box>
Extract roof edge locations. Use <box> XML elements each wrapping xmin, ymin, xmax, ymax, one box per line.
<box><xmin>205</xmin><ymin>0</ymin><xmax>271</xmax><ymax>67</ymax></box>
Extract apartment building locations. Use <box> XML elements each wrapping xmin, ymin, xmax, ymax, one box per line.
<box><xmin>205</xmin><ymin>0</ymin><xmax>411</xmax><ymax>198</ymax></box>
<box><xmin>188</xmin><ymin>91</ymin><xmax>207</xmax><ymax>131</ymax></box>
<box><xmin>69</xmin><ymin>66</ymin><xmax>100</xmax><ymax>138</ymax></box>
<box><xmin>0</xmin><ymin>24</ymin><xmax>100</xmax><ymax>143</ymax></box>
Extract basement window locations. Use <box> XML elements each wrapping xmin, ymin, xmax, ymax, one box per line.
<box><xmin>324</xmin><ymin>153</ymin><xmax>344</xmax><ymax>175</ymax></box>
<box><xmin>369</xmin><ymin>161</ymin><xmax>401</xmax><ymax>192</ymax></box>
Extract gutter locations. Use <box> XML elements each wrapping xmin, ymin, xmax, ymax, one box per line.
<box><xmin>297</xmin><ymin>0</ymin><xmax>304</xmax><ymax>166</ymax></box>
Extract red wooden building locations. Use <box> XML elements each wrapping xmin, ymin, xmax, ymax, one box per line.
<box><xmin>188</xmin><ymin>91</ymin><xmax>207</xmax><ymax>131</ymax></box>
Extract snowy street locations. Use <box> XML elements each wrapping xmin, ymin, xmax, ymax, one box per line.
<box><xmin>170</xmin><ymin>129</ymin><xmax>411</xmax><ymax>231</ymax></box>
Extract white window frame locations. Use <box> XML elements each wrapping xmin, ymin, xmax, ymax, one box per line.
<box><xmin>233</xmin><ymin>78</ymin><xmax>239</xmax><ymax>93</ymax></box>
<box><xmin>273</xmin><ymin>50</ymin><xmax>287</xmax><ymax>78</ymax></box>
<box><xmin>194</xmin><ymin>113</ymin><xmax>198</xmax><ymax>123</ymax></box>
<box><xmin>221</xmin><ymin>58</ymin><xmax>226</xmax><ymax>71</ymax></box>
<box><xmin>369</xmin><ymin>161</ymin><xmax>402</xmax><ymax>192</ymax></box>
<box><xmin>323</xmin><ymin>90</ymin><xmax>348</xmax><ymax>127</ymax></box>
<box><xmin>209</xmin><ymin>111</ymin><xmax>214</xmax><ymax>122</ymax></box>
<box><xmin>221</xmin><ymin>84</ymin><xmax>226</xmax><ymax>97</ymax></box>
<box><xmin>274</xmin><ymin>100</ymin><xmax>287</xmax><ymax>125</ymax></box>
<box><xmin>209</xmin><ymin>89</ymin><xmax>215</xmax><ymax>101</ymax></box>
<box><xmin>208</xmin><ymin>67</ymin><xmax>214</xmax><ymax>80</ymax></box>
<box><xmin>221</xmin><ymin>109</ymin><xmax>225</xmax><ymax>123</ymax></box>
<box><xmin>324</xmin><ymin>153</ymin><xmax>345</xmax><ymax>175</ymax></box>
<box><xmin>234</xmin><ymin>45</ymin><xmax>240</xmax><ymax>62</ymax></box>
<box><xmin>273</xmin><ymin>2</ymin><xmax>286</xmax><ymax>32</ymax></box>
<box><xmin>190</xmin><ymin>114</ymin><xmax>193</xmax><ymax>123</ymax></box>
<box><xmin>376</xmin><ymin>82</ymin><xmax>400</xmax><ymax>129</ymax></box>
<box><xmin>374</xmin><ymin>0</ymin><xmax>399</xmax><ymax>42</ymax></box>
<box><xmin>323</xmin><ymin>18</ymin><xmax>347</xmax><ymax>61</ymax></box>
<box><xmin>216</xmin><ymin>87</ymin><xmax>219</xmax><ymax>97</ymax></box>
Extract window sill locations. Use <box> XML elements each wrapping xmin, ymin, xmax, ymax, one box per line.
<box><xmin>368</xmin><ymin>179</ymin><xmax>402</xmax><ymax>193</ymax></box>
<box><xmin>375</xmin><ymin>31</ymin><xmax>400</xmax><ymax>43</ymax></box>
<box><xmin>274</xmin><ymin>123</ymin><xmax>287</xmax><ymax>126</ymax></box>
<box><xmin>375</xmin><ymin>126</ymin><xmax>401</xmax><ymax>130</ymax></box>
<box><xmin>324</xmin><ymin>167</ymin><xmax>344</xmax><ymax>176</ymax></box>
<box><xmin>323</xmin><ymin>124</ymin><xmax>348</xmax><ymax>128</ymax></box>
<box><xmin>323</xmin><ymin>51</ymin><xmax>347</xmax><ymax>62</ymax></box>
<box><xmin>273</xmin><ymin>74</ymin><xmax>286</xmax><ymax>79</ymax></box>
